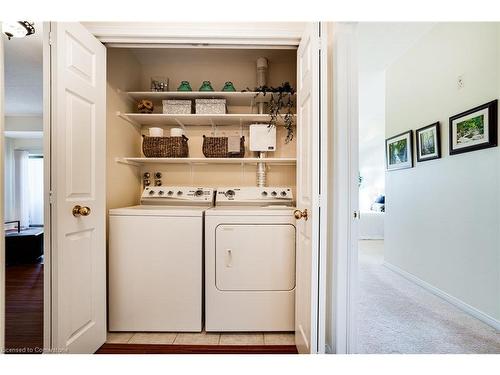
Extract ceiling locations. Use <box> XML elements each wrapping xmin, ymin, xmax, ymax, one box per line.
<box><xmin>3</xmin><ymin>22</ymin><xmax>43</xmax><ymax>116</ymax></box>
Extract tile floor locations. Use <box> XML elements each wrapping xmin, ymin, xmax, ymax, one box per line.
<box><xmin>107</xmin><ymin>331</ymin><xmax>295</xmax><ymax>346</ymax></box>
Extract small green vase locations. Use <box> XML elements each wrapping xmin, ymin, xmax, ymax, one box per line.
<box><xmin>199</xmin><ymin>81</ymin><xmax>214</xmax><ymax>92</ymax></box>
<box><xmin>222</xmin><ymin>81</ymin><xmax>236</xmax><ymax>92</ymax></box>
<box><xmin>177</xmin><ymin>81</ymin><xmax>192</xmax><ymax>91</ymax></box>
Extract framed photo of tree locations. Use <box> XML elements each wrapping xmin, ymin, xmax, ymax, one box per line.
<box><xmin>449</xmin><ymin>100</ymin><xmax>498</xmax><ymax>155</ymax></box>
<box><xmin>416</xmin><ymin>122</ymin><xmax>441</xmax><ymax>162</ymax></box>
<box><xmin>385</xmin><ymin>130</ymin><xmax>413</xmax><ymax>171</ymax></box>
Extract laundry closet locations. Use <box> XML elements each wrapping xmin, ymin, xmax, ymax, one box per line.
<box><xmin>107</xmin><ymin>47</ymin><xmax>297</xmax><ymax>207</ymax></box>
<box><xmin>105</xmin><ymin>44</ymin><xmax>300</xmax><ymax>331</ymax></box>
<box><xmin>46</xmin><ymin>21</ymin><xmax>324</xmax><ymax>354</ymax></box>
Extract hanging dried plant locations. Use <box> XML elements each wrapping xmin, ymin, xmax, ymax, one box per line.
<box><xmin>243</xmin><ymin>82</ymin><xmax>296</xmax><ymax>143</ymax></box>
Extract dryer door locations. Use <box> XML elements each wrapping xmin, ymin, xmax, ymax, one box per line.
<box><xmin>215</xmin><ymin>224</ymin><xmax>296</xmax><ymax>291</ymax></box>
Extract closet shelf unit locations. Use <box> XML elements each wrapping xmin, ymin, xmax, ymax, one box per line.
<box><xmin>115</xmin><ymin>87</ymin><xmax>297</xmax><ymax>168</ymax></box>
<box><xmin>117</xmin><ymin>112</ymin><xmax>296</xmax><ymax>128</ymax></box>
<box><xmin>116</xmin><ymin>157</ymin><xmax>297</xmax><ymax>167</ymax></box>
<box><xmin>122</xmin><ymin>90</ymin><xmax>296</xmax><ymax>107</ymax></box>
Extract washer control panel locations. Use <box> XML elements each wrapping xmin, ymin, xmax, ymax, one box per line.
<box><xmin>141</xmin><ymin>186</ymin><xmax>214</xmax><ymax>206</ymax></box>
<box><xmin>216</xmin><ymin>187</ymin><xmax>293</xmax><ymax>206</ymax></box>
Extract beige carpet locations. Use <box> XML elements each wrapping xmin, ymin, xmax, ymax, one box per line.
<box><xmin>357</xmin><ymin>240</ymin><xmax>500</xmax><ymax>354</ymax></box>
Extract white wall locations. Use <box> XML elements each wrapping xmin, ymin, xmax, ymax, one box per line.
<box><xmin>5</xmin><ymin>115</ymin><xmax>43</xmax><ymax>131</ymax></box>
<box><xmin>385</xmin><ymin>23</ymin><xmax>500</xmax><ymax>322</ymax></box>
<box><xmin>358</xmin><ymin>70</ymin><xmax>385</xmax><ymax>211</ymax></box>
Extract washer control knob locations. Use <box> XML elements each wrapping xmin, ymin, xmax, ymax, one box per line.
<box><xmin>280</xmin><ymin>191</ymin><xmax>287</xmax><ymax>197</ymax></box>
<box><xmin>271</xmin><ymin>191</ymin><xmax>277</xmax><ymax>197</ymax></box>
<box><xmin>195</xmin><ymin>189</ymin><xmax>204</xmax><ymax>197</ymax></box>
<box><xmin>261</xmin><ymin>191</ymin><xmax>268</xmax><ymax>197</ymax></box>
<box><xmin>167</xmin><ymin>190</ymin><xmax>174</xmax><ymax>196</ymax></box>
<box><xmin>149</xmin><ymin>190</ymin><xmax>155</xmax><ymax>195</ymax></box>
<box><xmin>226</xmin><ymin>190</ymin><xmax>235</xmax><ymax>197</ymax></box>
<box><xmin>177</xmin><ymin>191</ymin><xmax>183</xmax><ymax>196</ymax></box>
<box><xmin>158</xmin><ymin>190</ymin><xmax>164</xmax><ymax>196</ymax></box>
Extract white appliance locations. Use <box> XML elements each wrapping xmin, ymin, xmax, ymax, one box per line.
<box><xmin>108</xmin><ymin>186</ymin><xmax>214</xmax><ymax>332</ymax></box>
<box><xmin>205</xmin><ymin>187</ymin><xmax>296</xmax><ymax>332</ymax></box>
<box><xmin>249</xmin><ymin>124</ymin><xmax>276</xmax><ymax>152</ymax></box>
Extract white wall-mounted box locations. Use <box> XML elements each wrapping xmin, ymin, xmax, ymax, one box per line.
<box><xmin>249</xmin><ymin>124</ymin><xmax>276</xmax><ymax>152</ymax></box>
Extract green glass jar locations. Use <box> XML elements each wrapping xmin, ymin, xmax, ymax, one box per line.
<box><xmin>199</xmin><ymin>81</ymin><xmax>214</xmax><ymax>92</ymax></box>
<box><xmin>222</xmin><ymin>81</ymin><xmax>236</xmax><ymax>92</ymax></box>
<box><xmin>177</xmin><ymin>81</ymin><xmax>192</xmax><ymax>92</ymax></box>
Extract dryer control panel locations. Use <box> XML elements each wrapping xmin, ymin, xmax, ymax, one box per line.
<box><xmin>141</xmin><ymin>186</ymin><xmax>214</xmax><ymax>206</ymax></box>
<box><xmin>216</xmin><ymin>187</ymin><xmax>294</xmax><ymax>206</ymax></box>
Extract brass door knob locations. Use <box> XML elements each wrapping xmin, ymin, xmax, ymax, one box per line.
<box><xmin>294</xmin><ymin>209</ymin><xmax>308</xmax><ymax>221</ymax></box>
<box><xmin>73</xmin><ymin>205</ymin><xmax>91</xmax><ymax>217</ymax></box>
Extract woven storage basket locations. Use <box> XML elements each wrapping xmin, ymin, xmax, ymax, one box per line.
<box><xmin>142</xmin><ymin>135</ymin><xmax>189</xmax><ymax>158</ymax></box>
<box><xmin>202</xmin><ymin>135</ymin><xmax>245</xmax><ymax>158</ymax></box>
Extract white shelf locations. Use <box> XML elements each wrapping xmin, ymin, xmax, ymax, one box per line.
<box><xmin>125</xmin><ymin>91</ymin><xmax>295</xmax><ymax>107</ymax></box>
<box><xmin>116</xmin><ymin>157</ymin><xmax>297</xmax><ymax>166</ymax></box>
<box><xmin>117</xmin><ymin>112</ymin><xmax>295</xmax><ymax>127</ymax></box>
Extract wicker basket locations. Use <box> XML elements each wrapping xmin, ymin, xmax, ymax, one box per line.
<box><xmin>142</xmin><ymin>135</ymin><xmax>189</xmax><ymax>158</ymax></box>
<box><xmin>202</xmin><ymin>136</ymin><xmax>245</xmax><ymax>158</ymax></box>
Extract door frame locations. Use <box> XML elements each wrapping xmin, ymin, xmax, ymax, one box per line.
<box><xmin>0</xmin><ymin>23</ymin><xmax>5</xmax><ymax>353</ymax></box>
<box><xmin>42</xmin><ymin>22</ymin><xmax>52</xmax><ymax>352</ymax></box>
<box><xmin>330</xmin><ymin>22</ymin><xmax>359</xmax><ymax>354</ymax></box>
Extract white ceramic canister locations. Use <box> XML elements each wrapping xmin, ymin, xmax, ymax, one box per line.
<box><xmin>170</xmin><ymin>127</ymin><xmax>184</xmax><ymax>137</ymax></box>
<box><xmin>149</xmin><ymin>127</ymin><xmax>164</xmax><ymax>137</ymax></box>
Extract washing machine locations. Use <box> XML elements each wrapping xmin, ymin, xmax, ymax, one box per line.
<box><xmin>108</xmin><ymin>186</ymin><xmax>214</xmax><ymax>332</ymax></box>
<box><xmin>205</xmin><ymin>187</ymin><xmax>296</xmax><ymax>332</ymax></box>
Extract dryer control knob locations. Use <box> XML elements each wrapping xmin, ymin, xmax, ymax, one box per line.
<box><xmin>226</xmin><ymin>190</ymin><xmax>235</xmax><ymax>197</ymax></box>
<box><xmin>195</xmin><ymin>189</ymin><xmax>204</xmax><ymax>196</ymax></box>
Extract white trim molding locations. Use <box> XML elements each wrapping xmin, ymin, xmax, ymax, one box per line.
<box><xmin>0</xmin><ymin>23</ymin><xmax>5</xmax><ymax>353</ymax></box>
<box><xmin>42</xmin><ymin>21</ymin><xmax>52</xmax><ymax>352</ymax></box>
<box><xmin>82</xmin><ymin>22</ymin><xmax>306</xmax><ymax>46</ymax></box>
<box><xmin>384</xmin><ymin>261</ymin><xmax>500</xmax><ymax>331</ymax></box>
<box><xmin>329</xmin><ymin>22</ymin><xmax>359</xmax><ymax>354</ymax></box>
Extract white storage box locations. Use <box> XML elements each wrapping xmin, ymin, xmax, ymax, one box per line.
<box><xmin>195</xmin><ymin>99</ymin><xmax>227</xmax><ymax>114</ymax></box>
<box><xmin>163</xmin><ymin>100</ymin><xmax>192</xmax><ymax>114</ymax></box>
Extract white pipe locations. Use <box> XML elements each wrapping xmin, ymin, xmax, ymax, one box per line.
<box><xmin>256</xmin><ymin>57</ymin><xmax>268</xmax><ymax>115</ymax></box>
<box><xmin>257</xmin><ymin>151</ymin><xmax>267</xmax><ymax>187</ymax></box>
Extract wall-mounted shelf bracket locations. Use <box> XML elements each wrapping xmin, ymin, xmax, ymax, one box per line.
<box><xmin>116</xmin><ymin>88</ymin><xmax>137</xmax><ymax>105</ymax></box>
<box><xmin>117</xmin><ymin>111</ymin><xmax>141</xmax><ymax>130</ymax></box>
<box><xmin>115</xmin><ymin>157</ymin><xmax>141</xmax><ymax>167</ymax></box>
<box><xmin>174</xmin><ymin>118</ymin><xmax>187</xmax><ymax>133</ymax></box>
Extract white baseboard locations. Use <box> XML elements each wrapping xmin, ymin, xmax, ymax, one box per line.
<box><xmin>383</xmin><ymin>261</ymin><xmax>500</xmax><ymax>331</ymax></box>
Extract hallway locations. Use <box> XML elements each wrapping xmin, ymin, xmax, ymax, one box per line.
<box><xmin>357</xmin><ymin>240</ymin><xmax>500</xmax><ymax>354</ymax></box>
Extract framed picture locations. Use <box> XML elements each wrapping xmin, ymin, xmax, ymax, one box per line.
<box><xmin>386</xmin><ymin>130</ymin><xmax>413</xmax><ymax>171</ymax></box>
<box><xmin>449</xmin><ymin>99</ymin><xmax>498</xmax><ymax>155</ymax></box>
<box><xmin>416</xmin><ymin>122</ymin><xmax>441</xmax><ymax>162</ymax></box>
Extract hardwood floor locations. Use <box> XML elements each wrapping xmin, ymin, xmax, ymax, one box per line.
<box><xmin>96</xmin><ymin>343</ymin><xmax>298</xmax><ymax>354</ymax></box>
<box><xmin>4</xmin><ymin>262</ymin><xmax>44</xmax><ymax>354</ymax></box>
